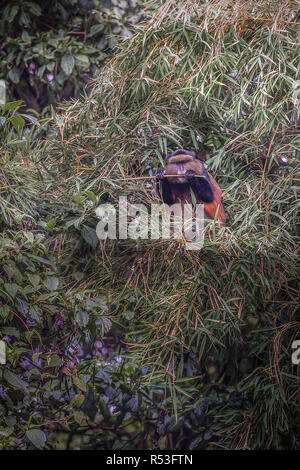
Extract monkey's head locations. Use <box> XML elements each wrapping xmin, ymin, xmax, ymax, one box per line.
<box><xmin>165</xmin><ymin>149</ymin><xmax>204</xmax><ymax>184</ymax></box>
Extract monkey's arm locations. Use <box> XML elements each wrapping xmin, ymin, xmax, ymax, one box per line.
<box><xmin>185</xmin><ymin>170</ymin><xmax>214</xmax><ymax>203</ymax></box>
<box><xmin>155</xmin><ymin>170</ymin><xmax>175</xmax><ymax>205</ymax></box>
<box><xmin>186</xmin><ymin>170</ymin><xmax>226</xmax><ymax>224</ymax></box>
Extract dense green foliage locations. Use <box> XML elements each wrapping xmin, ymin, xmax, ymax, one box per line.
<box><xmin>0</xmin><ymin>0</ymin><xmax>148</xmax><ymax>112</ymax></box>
<box><xmin>0</xmin><ymin>0</ymin><xmax>299</xmax><ymax>450</ymax></box>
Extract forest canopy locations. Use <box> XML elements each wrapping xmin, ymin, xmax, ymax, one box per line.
<box><xmin>0</xmin><ymin>0</ymin><xmax>299</xmax><ymax>450</ymax></box>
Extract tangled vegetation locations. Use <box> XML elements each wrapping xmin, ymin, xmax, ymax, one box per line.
<box><xmin>0</xmin><ymin>0</ymin><xmax>299</xmax><ymax>450</ymax></box>
<box><xmin>0</xmin><ymin>0</ymin><xmax>150</xmax><ymax>112</ymax></box>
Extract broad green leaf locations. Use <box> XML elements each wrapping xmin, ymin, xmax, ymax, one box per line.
<box><xmin>46</xmin><ymin>217</ymin><xmax>56</xmax><ymax>230</ymax></box>
<box><xmin>4</xmin><ymin>282</ymin><xmax>18</xmax><ymax>298</ymax></box>
<box><xmin>61</xmin><ymin>54</ymin><xmax>75</xmax><ymax>76</ymax></box>
<box><xmin>26</xmin><ymin>2</ymin><xmax>42</xmax><ymax>16</ymax></box>
<box><xmin>49</xmin><ymin>354</ymin><xmax>62</xmax><ymax>367</ymax></box>
<box><xmin>26</xmin><ymin>429</ymin><xmax>46</xmax><ymax>449</ymax></box>
<box><xmin>88</xmin><ymin>24</ymin><xmax>105</xmax><ymax>37</ymax></box>
<box><xmin>44</xmin><ymin>276</ymin><xmax>59</xmax><ymax>291</ymax></box>
<box><xmin>4</xmin><ymin>370</ymin><xmax>28</xmax><ymax>390</ymax></box>
<box><xmin>9</xmin><ymin>115</ymin><xmax>25</xmax><ymax>132</ymax></box>
<box><xmin>29</xmin><ymin>274</ymin><xmax>41</xmax><ymax>288</ymax></box>
<box><xmin>75</xmin><ymin>309</ymin><xmax>89</xmax><ymax>327</ymax></box>
<box><xmin>8</xmin><ymin>67</ymin><xmax>20</xmax><ymax>84</ymax></box>
<box><xmin>8</xmin><ymin>5</ymin><xmax>19</xmax><ymax>22</ymax></box>
<box><xmin>75</xmin><ymin>54</ymin><xmax>89</xmax><ymax>68</ymax></box>
<box><xmin>4</xmin><ymin>100</ymin><xmax>23</xmax><ymax>111</ymax></box>
<box><xmin>2</xmin><ymin>327</ymin><xmax>20</xmax><ymax>337</ymax></box>
<box><xmin>0</xmin><ymin>305</ymin><xmax>10</xmax><ymax>320</ymax></box>
<box><xmin>81</xmin><ymin>226</ymin><xmax>98</xmax><ymax>248</ymax></box>
<box><xmin>84</xmin><ymin>190</ymin><xmax>97</xmax><ymax>203</ymax></box>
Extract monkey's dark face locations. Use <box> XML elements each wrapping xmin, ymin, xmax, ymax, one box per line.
<box><xmin>165</xmin><ymin>153</ymin><xmax>203</xmax><ymax>184</ymax></box>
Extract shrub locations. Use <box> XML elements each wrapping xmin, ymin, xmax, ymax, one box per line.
<box><xmin>0</xmin><ymin>0</ymin><xmax>149</xmax><ymax>112</ymax></box>
<box><xmin>0</xmin><ymin>0</ymin><xmax>299</xmax><ymax>450</ymax></box>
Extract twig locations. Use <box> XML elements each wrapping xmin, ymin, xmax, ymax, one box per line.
<box><xmin>74</xmin><ymin>169</ymin><xmax>206</xmax><ymax>181</ymax></box>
